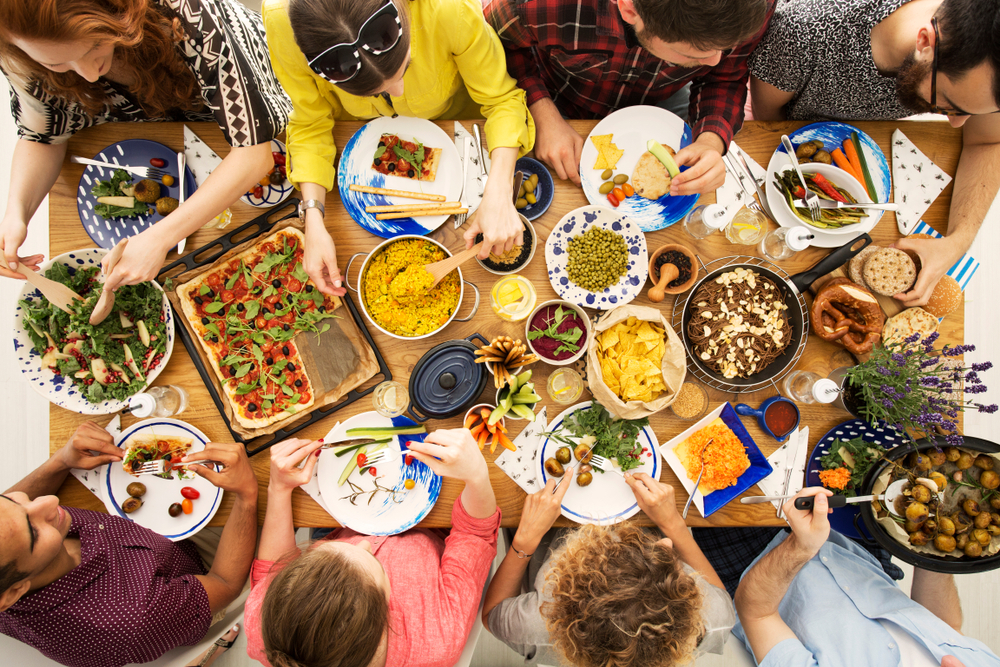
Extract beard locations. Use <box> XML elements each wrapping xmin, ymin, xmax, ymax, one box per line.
<box><xmin>895</xmin><ymin>52</ymin><xmax>935</xmax><ymax>113</ymax></box>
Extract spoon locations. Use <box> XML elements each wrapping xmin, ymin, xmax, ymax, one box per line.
<box><xmin>12</xmin><ymin>262</ymin><xmax>83</xmax><ymax>314</ymax></box>
<box><xmin>89</xmin><ymin>239</ymin><xmax>127</xmax><ymax>325</ymax></box>
<box><xmin>741</xmin><ymin>478</ymin><xmax>910</xmax><ymax>515</ymax></box>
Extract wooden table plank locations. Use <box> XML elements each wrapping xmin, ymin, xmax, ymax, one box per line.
<box><xmin>47</xmin><ymin>120</ymin><xmax>964</xmax><ymax>527</ymax></box>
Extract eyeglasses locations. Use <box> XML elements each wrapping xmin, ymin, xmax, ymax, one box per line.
<box><xmin>307</xmin><ymin>1</ymin><xmax>402</xmax><ymax>84</ymax></box>
<box><xmin>927</xmin><ymin>17</ymin><xmax>1000</xmax><ymax>117</ymax></box>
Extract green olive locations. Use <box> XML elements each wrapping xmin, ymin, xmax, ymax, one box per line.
<box><xmin>518</xmin><ymin>184</ymin><xmax>526</xmax><ymax>198</ymax></box>
<box><xmin>525</xmin><ymin>193</ymin><xmax>537</xmax><ymax>204</ymax></box>
<box><xmin>599</xmin><ymin>181</ymin><xmax>614</xmax><ymax>195</ymax></box>
<box><xmin>613</xmin><ymin>174</ymin><xmax>628</xmax><ymax>185</ymax></box>
<box><xmin>515</xmin><ymin>197</ymin><xmax>528</xmax><ymax>209</ymax></box>
<box><xmin>601</xmin><ymin>169</ymin><xmax>613</xmax><ymax>180</ymax></box>
<box><xmin>523</xmin><ymin>179</ymin><xmax>536</xmax><ymax>193</ymax></box>
<box><xmin>529</xmin><ymin>173</ymin><xmax>539</xmax><ymax>187</ymax></box>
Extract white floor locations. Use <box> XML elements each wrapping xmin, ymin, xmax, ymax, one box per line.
<box><xmin>1</xmin><ymin>80</ymin><xmax>998</xmax><ymax>667</ymax></box>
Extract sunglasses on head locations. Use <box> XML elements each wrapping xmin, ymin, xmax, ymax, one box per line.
<box><xmin>307</xmin><ymin>1</ymin><xmax>402</xmax><ymax>84</ymax></box>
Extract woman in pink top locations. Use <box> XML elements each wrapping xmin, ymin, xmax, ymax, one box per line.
<box><xmin>244</xmin><ymin>429</ymin><xmax>500</xmax><ymax>667</ymax></box>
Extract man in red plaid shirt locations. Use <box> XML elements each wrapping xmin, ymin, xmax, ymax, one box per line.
<box><xmin>484</xmin><ymin>0</ymin><xmax>774</xmax><ymax>193</ymax></box>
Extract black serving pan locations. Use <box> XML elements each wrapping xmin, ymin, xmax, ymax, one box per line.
<box><xmin>157</xmin><ymin>200</ymin><xmax>391</xmax><ymax>456</ymax></box>
<box><xmin>407</xmin><ymin>333</ymin><xmax>489</xmax><ymax>422</ymax></box>
<box><xmin>858</xmin><ymin>435</ymin><xmax>1000</xmax><ymax>574</ymax></box>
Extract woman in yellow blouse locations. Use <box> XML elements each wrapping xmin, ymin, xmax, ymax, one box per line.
<box><xmin>263</xmin><ymin>0</ymin><xmax>534</xmax><ymax>295</ymax></box>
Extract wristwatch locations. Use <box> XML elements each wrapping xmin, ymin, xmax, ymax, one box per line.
<box><xmin>298</xmin><ymin>199</ymin><xmax>325</xmax><ymax>220</ymax></box>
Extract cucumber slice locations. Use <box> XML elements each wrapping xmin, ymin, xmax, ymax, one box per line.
<box><xmin>337</xmin><ymin>442</ymin><xmax>388</xmax><ymax>485</ymax></box>
<box><xmin>647</xmin><ymin>140</ymin><xmax>680</xmax><ymax>178</ymax></box>
<box><xmin>511</xmin><ymin>404</ymin><xmax>536</xmax><ymax>421</ymax></box>
<box><xmin>512</xmin><ymin>393</ymin><xmax>542</xmax><ymax>404</ymax></box>
<box><xmin>507</xmin><ymin>374</ymin><xmax>521</xmax><ymax>394</ymax></box>
<box><xmin>333</xmin><ymin>438</ymin><xmax>392</xmax><ymax>457</ymax></box>
<box><xmin>345</xmin><ymin>425</ymin><xmax>427</xmax><ymax>437</ymax></box>
<box><xmin>516</xmin><ymin>370</ymin><xmax>532</xmax><ymax>385</ymax></box>
<box><xmin>488</xmin><ymin>405</ymin><xmax>507</xmax><ymax>426</ymax></box>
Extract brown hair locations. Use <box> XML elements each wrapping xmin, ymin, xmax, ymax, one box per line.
<box><xmin>541</xmin><ymin>524</ymin><xmax>704</xmax><ymax>667</ymax></box>
<box><xmin>287</xmin><ymin>0</ymin><xmax>410</xmax><ymax>98</ymax></box>
<box><xmin>631</xmin><ymin>0</ymin><xmax>768</xmax><ymax>51</ymax></box>
<box><xmin>0</xmin><ymin>559</ymin><xmax>28</xmax><ymax>598</ymax></box>
<box><xmin>0</xmin><ymin>0</ymin><xmax>203</xmax><ymax>117</ymax></box>
<box><xmin>261</xmin><ymin>544</ymin><xmax>390</xmax><ymax>667</ymax></box>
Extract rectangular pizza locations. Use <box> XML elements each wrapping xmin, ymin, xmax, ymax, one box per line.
<box><xmin>178</xmin><ymin>228</ymin><xmax>342</xmax><ymax>429</ymax></box>
<box><xmin>371</xmin><ymin>133</ymin><xmax>442</xmax><ymax>182</ymax></box>
<box><xmin>122</xmin><ymin>434</ymin><xmax>193</xmax><ymax>479</ymax></box>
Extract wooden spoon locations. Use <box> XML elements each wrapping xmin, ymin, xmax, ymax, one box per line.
<box><xmin>13</xmin><ymin>262</ymin><xmax>83</xmax><ymax>314</ymax></box>
<box><xmin>89</xmin><ymin>239</ymin><xmax>127</xmax><ymax>325</ymax></box>
<box><xmin>424</xmin><ymin>241</ymin><xmax>485</xmax><ymax>289</ymax></box>
<box><xmin>648</xmin><ymin>263</ymin><xmax>679</xmax><ymax>303</ymax></box>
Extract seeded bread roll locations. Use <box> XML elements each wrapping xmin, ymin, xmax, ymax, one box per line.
<box><xmin>849</xmin><ymin>245</ymin><xmax>879</xmax><ymax>286</ymax></box>
<box><xmin>923</xmin><ymin>275</ymin><xmax>963</xmax><ymax>319</ymax></box>
<box><xmin>863</xmin><ymin>248</ymin><xmax>916</xmax><ymax>296</ymax></box>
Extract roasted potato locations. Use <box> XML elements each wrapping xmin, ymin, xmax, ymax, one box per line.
<box><xmin>938</xmin><ymin>515</ymin><xmax>956</xmax><ymax>536</ymax></box>
<box><xmin>555</xmin><ymin>447</ymin><xmax>572</xmax><ymax>465</ymax></box>
<box><xmin>928</xmin><ymin>471</ymin><xmax>948</xmax><ymax>492</ymax></box>
<box><xmin>963</xmin><ymin>499</ymin><xmax>982</xmax><ymax>517</ymax></box>
<box><xmin>576</xmin><ymin>471</ymin><xmax>593</xmax><ymax>487</ymax></box>
<box><xmin>905</xmin><ymin>502</ymin><xmax>929</xmax><ymax>524</ymax></box>
<box><xmin>908</xmin><ymin>531</ymin><xmax>929</xmax><ymax>546</ymax></box>
<box><xmin>126</xmin><ymin>482</ymin><xmax>147</xmax><ymax>498</ymax></box>
<box><xmin>934</xmin><ymin>534</ymin><xmax>957</xmax><ymax>552</ymax></box>
<box><xmin>965</xmin><ymin>541</ymin><xmax>983</xmax><ymax>558</ymax></box>
<box><xmin>544</xmin><ymin>457</ymin><xmax>566</xmax><ymax>477</ymax></box>
<box><xmin>812</xmin><ymin>150</ymin><xmax>833</xmax><ymax>165</ymax></box>
<box><xmin>972</xmin><ymin>528</ymin><xmax>992</xmax><ymax>546</ymax></box>
<box><xmin>945</xmin><ymin>447</ymin><xmax>962</xmax><ymax>462</ymax></box>
<box><xmin>956</xmin><ymin>452</ymin><xmax>975</xmax><ymax>470</ymax></box>
<box><xmin>980</xmin><ymin>470</ymin><xmax>999</xmax><ymax>490</ymax></box>
<box><xmin>974</xmin><ymin>512</ymin><xmax>992</xmax><ymax>529</ymax></box>
<box><xmin>574</xmin><ymin>443</ymin><xmax>594</xmax><ymax>464</ymax></box>
<box><xmin>122</xmin><ymin>497</ymin><xmax>143</xmax><ymax>514</ymax></box>
<box><xmin>155</xmin><ymin>196</ymin><xmax>179</xmax><ymax>215</ymax></box>
<box><xmin>133</xmin><ymin>179</ymin><xmax>161</xmax><ymax>203</ymax></box>
<box><xmin>974</xmin><ymin>455</ymin><xmax>994</xmax><ymax>471</ymax></box>
<box><xmin>911</xmin><ymin>484</ymin><xmax>932</xmax><ymax>504</ymax></box>
<box><xmin>928</xmin><ymin>449</ymin><xmax>947</xmax><ymax>466</ymax></box>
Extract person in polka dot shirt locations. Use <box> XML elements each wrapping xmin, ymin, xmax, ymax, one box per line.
<box><xmin>0</xmin><ymin>421</ymin><xmax>260</xmax><ymax>667</ymax></box>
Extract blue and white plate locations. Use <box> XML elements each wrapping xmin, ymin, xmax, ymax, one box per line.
<box><xmin>240</xmin><ymin>139</ymin><xmax>294</xmax><ymax>208</ymax></box>
<box><xmin>580</xmin><ymin>106</ymin><xmax>699</xmax><ymax>231</ymax></box>
<box><xmin>765</xmin><ymin>122</ymin><xmax>891</xmax><ymax>248</ymax></box>
<box><xmin>12</xmin><ymin>247</ymin><xmax>175</xmax><ymax>415</ymax></box>
<box><xmin>105</xmin><ymin>419</ymin><xmax>222</xmax><ymax>541</ymax></box>
<box><xmin>337</xmin><ymin>117</ymin><xmax>463</xmax><ymax>238</ymax></box>
<box><xmin>545</xmin><ymin>206</ymin><xmax>648</xmax><ymax>311</ymax></box>
<box><xmin>536</xmin><ymin>401</ymin><xmax>659</xmax><ymax>525</ymax></box>
<box><xmin>316</xmin><ymin>412</ymin><xmax>441</xmax><ymax>536</ymax></box>
<box><xmin>77</xmin><ymin>139</ymin><xmax>197</xmax><ymax>249</ymax></box>
<box><xmin>807</xmin><ymin>419</ymin><xmax>906</xmax><ymax>539</ymax></box>
<box><xmin>515</xmin><ymin>156</ymin><xmax>554</xmax><ymax>221</ymax></box>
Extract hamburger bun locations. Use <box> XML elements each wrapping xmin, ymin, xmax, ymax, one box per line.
<box><xmin>923</xmin><ymin>275</ymin><xmax>963</xmax><ymax>319</ymax></box>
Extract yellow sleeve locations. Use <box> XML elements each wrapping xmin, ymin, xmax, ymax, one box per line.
<box><xmin>262</xmin><ymin>0</ymin><xmax>341</xmax><ymax>191</ymax></box>
<box><xmin>447</xmin><ymin>0</ymin><xmax>535</xmax><ymax>156</ymax></box>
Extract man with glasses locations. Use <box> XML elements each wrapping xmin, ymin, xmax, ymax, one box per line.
<box><xmin>749</xmin><ymin>0</ymin><xmax>1000</xmax><ymax>308</ymax></box>
<box><xmin>484</xmin><ymin>0</ymin><xmax>774</xmax><ymax>194</ymax></box>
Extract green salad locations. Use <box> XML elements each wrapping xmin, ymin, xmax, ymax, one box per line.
<box><xmin>91</xmin><ymin>169</ymin><xmax>151</xmax><ymax>219</ymax></box>
<box><xmin>19</xmin><ymin>263</ymin><xmax>168</xmax><ymax>403</ymax></box>
<box><xmin>542</xmin><ymin>401</ymin><xmax>648</xmax><ymax>473</ymax></box>
<box><xmin>819</xmin><ymin>436</ymin><xmax>886</xmax><ymax>497</ymax></box>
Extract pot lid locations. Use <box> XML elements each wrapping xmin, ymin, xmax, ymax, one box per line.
<box><xmin>409</xmin><ymin>335</ymin><xmax>487</xmax><ymax>419</ymax></box>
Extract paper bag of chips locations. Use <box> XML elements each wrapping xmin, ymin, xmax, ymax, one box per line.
<box><xmin>586</xmin><ymin>305</ymin><xmax>686</xmax><ymax>419</ymax></box>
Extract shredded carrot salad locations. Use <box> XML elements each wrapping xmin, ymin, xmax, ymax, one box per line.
<box><xmin>819</xmin><ymin>466</ymin><xmax>852</xmax><ymax>491</ymax></box>
<box><xmin>676</xmin><ymin>419</ymin><xmax>750</xmax><ymax>493</ymax></box>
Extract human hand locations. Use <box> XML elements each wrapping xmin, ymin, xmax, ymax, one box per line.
<box><xmin>512</xmin><ymin>471</ymin><xmax>574</xmax><ymax>554</ymax></box>
<box><xmin>670</xmin><ymin>133</ymin><xmax>727</xmax><ymax>196</ymax></box>
<box><xmin>55</xmin><ymin>421</ymin><xmax>124</xmax><ymax>470</ymax></box>
<box><xmin>892</xmin><ymin>236</ymin><xmax>960</xmax><ymax>307</ymax></box>
<box><xmin>0</xmin><ymin>216</ymin><xmax>43</xmax><ymax>280</ymax></box>
<box><xmin>464</xmin><ymin>188</ymin><xmax>523</xmax><ymax>260</ymax></box>
<box><xmin>268</xmin><ymin>438</ymin><xmax>324</xmax><ymax>495</ymax></box>
<box><xmin>102</xmin><ymin>230</ymin><xmax>168</xmax><ymax>291</ymax></box>
<box><xmin>531</xmin><ymin>102</ymin><xmax>584</xmax><ymax>185</ymax></box>
<box><xmin>624</xmin><ymin>471</ymin><xmax>682</xmax><ymax>533</ymax></box>
<box><xmin>182</xmin><ymin>443</ymin><xmax>258</xmax><ymax>502</ymax></box>
<box><xmin>405</xmin><ymin>429</ymin><xmax>488</xmax><ymax>484</ymax></box>
<box><xmin>782</xmin><ymin>487</ymin><xmax>832</xmax><ymax>559</ymax></box>
<box><xmin>303</xmin><ymin>214</ymin><xmax>346</xmax><ymax>297</ymax></box>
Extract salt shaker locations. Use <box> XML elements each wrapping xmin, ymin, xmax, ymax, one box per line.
<box><xmin>760</xmin><ymin>227</ymin><xmax>813</xmax><ymax>261</ymax></box>
<box><xmin>126</xmin><ymin>385</ymin><xmax>190</xmax><ymax>418</ymax></box>
<box><xmin>782</xmin><ymin>371</ymin><xmax>839</xmax><ymax>405</ymax></box>
<box><xmin>682</xmin><ymin>204</ymin><xmax>727</xmax><ymax>240</ymax></box>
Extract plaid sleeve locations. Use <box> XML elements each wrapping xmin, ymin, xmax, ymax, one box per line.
<box><xmin>688</xmin><ymin>0</ymin><xmax>776</xmax><ymax>147</ymax></box>
<box><xmin>483</xmin><ymin>0</ymin><xmax>551</xmax><ymax>106</ymax></box>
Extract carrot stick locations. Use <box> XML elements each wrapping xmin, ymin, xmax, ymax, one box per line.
<box><xmin>470</xmin><ymin>422</ymin><xmax>487</xmax><ymax>438</ymax></box>
<box><xmin>464</xmin><ymin>414</ymin><xmax>479</xmax><ymax>429</ymax></box>
<box><xmin>831</xmin><ymin>148</ymin><xmax>862</xmax><ymax>182</ymax></box>
<box><xmin>842</xmin><ymin>140</ymin><xmax>871</xmax><ymax>197</ymax></box>
<box><xmin>498</xmin><ymin>431</ymin><xmax>516</xmax><ymax>452</ymax></box>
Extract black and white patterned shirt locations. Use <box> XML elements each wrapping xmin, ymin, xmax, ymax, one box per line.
<box><xmin>749</xmin><ymin>0</ymin><xmax>912</xmax><ymax>121</ymax></box>
<box><xmin>4</xmin><ymin>0</ymin><xmax>290</xmax><ymax>146</ymax></box>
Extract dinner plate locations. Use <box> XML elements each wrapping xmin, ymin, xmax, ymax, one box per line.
<box><xmin>535</xmin><ymin>401</ymin><xmax>659</xmax><ymax>525</ymax></box>
<box><xmin>240</xmin><ymin>139</ymin><xmax>294</xmax><ymax>208</ymax></box>
<box><xmin>11</xmin><ymin>247</ymin><xmax>175</xmax><ymax>415</ymax></box>
<box><xmin>544</xmin><ymin>205</ymin><xmax>648</xmax><ymax>311</ymax></box>
<box><xmin>104</xmin><ymin>418</ymin><xmax>222</xmax><ymax>541</ymax></box>
<box><xmin>579</xmin><ymin>106</ymin><xmax>699</xmax><ymax>231</ymax></box>
<box><xmin>659</xmin><ymin>403</ymin><xmax>773</xmax><ymax>518</ymax></box>
<box><xmin>807</xmin><ymin>419</ymin><xmax>907</xmax><ymax>539</ymax></box>
<box><xmin>316</xmin><ymin>412</ymin><xmax>442</xmax><ymax>536</ymax></box>
<box><xmin>515</xmin><ymin>156</ymin><xmax>554</xmax><ymax>221</ymax></box>
<box><xmin>765</xmin><ymin>122</ymin><xmax>891</xmax><ymax>248</ymax></box>
<box><xmin>337</xmin><ymin>117</ymin><xmax>463</xmax><ymax>238</ymax></box>
<box><xmin>76</xmin><ymin>139</ymin><xmax>198</xmax><ymax>249</ymax></box>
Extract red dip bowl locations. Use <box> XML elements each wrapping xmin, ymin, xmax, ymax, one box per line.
<box><xmin>528</xmin><ymin>304</ymin><xmax>587</xmax><ymax>362</ymax></box>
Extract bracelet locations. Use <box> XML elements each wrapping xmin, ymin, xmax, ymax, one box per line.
<box><xmin>512</xmin><ymin>546</ymin><xmax>533</xmax><ymax>559</ymax></box>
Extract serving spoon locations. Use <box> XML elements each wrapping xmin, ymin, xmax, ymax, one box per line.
<box><xmin>12</xmin><ymin>262</ymin><xmax>84</xmax><ymax>314</ymax></box>
<box><xmin>89</xmin><ymin>239</ymin><xmax>127</xmax><ymax>325</ymax></box>
<box><xmin>741</xmin><ymin>478</ymin><xmax>909</xmax><ymax>515</ymax></box>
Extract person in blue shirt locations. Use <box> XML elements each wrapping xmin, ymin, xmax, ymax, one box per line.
<box><xmin>733</xmin><ymin>487</ymin><xmax>1000</xmax><ymax>667</ymax></box>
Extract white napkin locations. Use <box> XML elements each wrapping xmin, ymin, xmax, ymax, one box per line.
<box><xmin>494</xmin><ymin>407</ymin><xmax>547</xmax><ymax>494</ymax></box>
<box><xmin>70</xmin><ymin>414</ymin><xmax>119</xmax><ymax>511</ymax></box>
<box><xmin>298</xmin><ymin>422</ymin><xmax>342</xmax><ymax>521</ymax></box>
<box><xmin>183</xmin><ymin>125</ymin><xmax>223</xmax><ymax>187</ymax></box>
<box><xmin>891</xmin><ymin>129</ymin><xmax>952</xmax><ymax>235</ymax></box>
<box><xmin>715</xmin><ymin>142</ymin><xmax>767</xmax><ymax>225</ymax></box>
<box><xmin>453</xmin><ymin>122</ymin><xmax>489</xmax><ymax>217</ymax></box>
<box><xmin>755</xmin><ymin>426</ymin><xmax>810</xmax><ymax>514</ymax></box>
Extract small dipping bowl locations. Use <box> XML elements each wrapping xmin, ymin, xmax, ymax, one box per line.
<box><xmin>647</xmin><ymin>243</ymin><xmax>699</xmax><ymax>302</ymax></box>
<box><xmin>476</xmin><ymin>214</ymin><xmax>537</xmax><ymax>275</ymax></box>
<box><xmin>669</xmin><ymin>381</ymin><xmax>709</xmax><ymax>420</ymax></box>
<box><xmin>735</xmin><ymin>395</ymin><xmax>800</xmax><ymax>442</ymax></box>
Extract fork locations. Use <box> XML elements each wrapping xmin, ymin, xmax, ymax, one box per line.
<box><xmin>682</xmin><ymin>438</ymin><xmax>714</xmax><ymax>519</ymax></box>
<box><xmin>588</xmin><ymin>454</ymin><xmax>625</xmax><ymax>477</ymax></box>
<box><xmin>359</xmin><ymin>448</ymin><xmax>407</xmax><ymax>466</ymax></box>
<box><xmin>71</xmin><ymin>155</ymin><xmax>166</xmax><ymax>181</ymax></box>
<box><xmin>780</xmin><ymin>135</ymin><xmax>820</xmax><ymax>223</ymax></box>
<box><xmin>722</xmin><ymin>154</ymin><xmax>770</xmax><ymax>221</ymax></box>
<box><xmin>131</xmin><ymin>457</ymin><xmax>216</xmax><ymax>476</ymax></box>
<box><xmin>453</xmin><ymin>137</ymin><xmax>471</xmax><ymax>228</ymax></box>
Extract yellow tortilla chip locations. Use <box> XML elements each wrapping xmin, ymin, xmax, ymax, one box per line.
<box><xmin>601</xmin><ymin>328</ymin><xmax>620</xmax><ymax>350</ymax></box>
<box><xmin>595</xmin><ymin>318</ymin><xmax>672</xmax><ymax>402</ymax></box>
<box><xmin>626</xmin><ymin>316</ymin><xmax>638</xmax><ymax>327</ymax></box>
<box><xmin>591</xmin><ymin>134</ymin><xmax>624</xmax><ymax>170</ymax></box>
<box><xmin>635</xmin><ymin>321</ymin><xmax>659</xmax><ymax>341</ymax></box>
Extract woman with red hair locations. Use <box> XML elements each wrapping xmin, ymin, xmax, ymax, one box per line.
<box><xmin>0</xmin><ymin>0</ymin><xmax>290</xmax><ymax>289</ymax></box>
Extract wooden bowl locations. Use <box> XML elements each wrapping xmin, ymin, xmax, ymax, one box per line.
<box><xmin>647</xmin><ymin>243</ymin><xmax>699</xmax><ymax>300</ymax></box>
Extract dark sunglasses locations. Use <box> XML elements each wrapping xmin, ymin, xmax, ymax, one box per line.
<box><xmin>929</xmin><ymin>17</ymin><xmax>1000</xmax><ymax>117</ymax></box>
<box><xmin>307</xmin><ymin>1</ymin><xmax>402</xmax><ymax>84</ymax></box>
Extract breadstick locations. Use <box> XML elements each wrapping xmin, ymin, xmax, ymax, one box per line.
<box><xmin>365</xmin><ymin>201</ymin><xmax>462</xmax><ymax>213</ymax></box>
<box><xmin>349</xmin><ymin>184</ymin><xmax>447</xmax><ymax>202</ymax></box>
<box><xmin>375</xmin><ymin>208</ymin><xmax>467</xmax><ymax>220</ymax></box>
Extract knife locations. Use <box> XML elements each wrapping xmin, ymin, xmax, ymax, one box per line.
<box><xmin>792</xmin><ymin>199</ymin><xmax>898</xmax><ymax>211</ymax></box>
<box><xmin>175</xmin><ymin>151</ymin><xmax>188</xmax><ymax>254</ymax></box>
<box><xmin>729</xmin><ymin>144</ymin><xmax>774</xmax><ymax>219</ymax></box>
<box><xmin>742</xmin><ymin>495</ymin><xmax>866</xmax><ymax>509</ymax></box>
<box><xmin>775</xmin><ymin>428</ymin><xmax>798</xmax><ymax>520</ymax></box>
<box><xmin>473</xmin><ymin>123</ymin><xmax>488</xmax><ymax>196</ymax></box>
<box><xmin>553</xmin><ymin>438</ymin><xmax>597</xmax><ymax>495</ymax></box>
<box><xmin>454</xmin><ymin>134</ymin><xmax>471</xmax><ymax>229</ymax></box>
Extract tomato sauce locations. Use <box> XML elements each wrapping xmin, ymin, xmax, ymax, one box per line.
<box><xmin>764</xmin><ymin>400</ymin><xmax>798</xmax><ymax>437</ymax></box>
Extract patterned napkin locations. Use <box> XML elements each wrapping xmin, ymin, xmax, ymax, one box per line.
<box><xmin>755</xmin><ymin>426</ymin><xmax>810</xmax><ymax>515</ymax></box>
<box><xmin>494</xmin><ymin>407</ymin><xmax>547</xmax><ymax>494</ymax></box>
<box><xmin>453</xmin><ymin>122</ymin><xmax>490</xmax><ymax>217</ymax></box>
<box><xmin>298</xmin><ymin>422</ymin><xmax>342</xmax><ymax>520</ymax></box>
<box><xmin>715</xmin><ymin>142</ymin><xmax>767</xmax><ymax>225</ymax></box>
<box><xmin>891</xmin><ymin>129</ymin><xmax>952</xmax><ymax>236</ymax></box>
<box><xmin>70</xmin><ymin>414</ymin><xmax>119</xmax><ymax>512</ymax></box>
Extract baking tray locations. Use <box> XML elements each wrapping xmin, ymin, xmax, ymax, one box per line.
<box><xmin>157</xmin><ymin>199</ymin><xmax>392</xmax><ymax>456</ymax></box>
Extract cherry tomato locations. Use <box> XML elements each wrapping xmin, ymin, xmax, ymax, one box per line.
<box><xmin>368</xmin><ymin>466</ymin><xmax>377</xmax><ymax>477</ymax></box>
<box><xmin>287</xmin><ymin>278</ymin><xmax>302</xmax><ymax>292</ymax></box>
<box><xmin>221</xmin><ymin>290</ymin><xmax>235</xmax><ymax>303</ymax></box>
<box><xmin>149</xmin><ymin>157</ymin><xmax>166</xmax><ymax>168</ymax></box>
<box><xmin>357</xmin><ymin>453</ymin><xmax>367</xmax><ymax>467</ymax></box>
<box><xmin>255</xmin><ymin>316</ymin><xmax>267</xmax><ymax>329</ymax></box>
<box><xmin>181</xmin><ymin>498</ymin><xmax>194</xmax><ymax>514</ymax></box>
<box><xmin>252</xmin><ymin>185</ymin><xmax>264</xmax><ymax>199</ymax></box>
<box><xmin>606</xmin><ymin>192</ymin><xmax>619</xmax><ymax>207</ymax></box>
<box><xmin>282</xmin><ymin>312</ymin><xmax>296</xmax><ymax>324</ymax></box>
<box><xmin>612</xmin><ymin>187</ymin><xmax>626</xmax><ymax>202</ymax></box>
<box><xmin>168</xmin><ymin>503</ymin><xmax>183</xmax><ymax>517</ymax></box>
<box><xmin>621</xmin><ymin>183</ymin><xmax>635</xmax><ymax>197</ymax></box>
<box><xmin>272</xmin><ymin>152</ymin><xmax>286</xmax><ymax>166</ymax></box>
<box><xmin>180</xmin><ymin>487</ymin><xmax>200</xmax><ymax>500</ymax></box>
<box><xmin>404</xmin><ymin>479</ymin><xmax>416</xmax><ymax>490</ymax></box>
<box><xmin>404</xmin><ymin>454</ymin><xmax>414</xmax><ymax>466</ymax></box>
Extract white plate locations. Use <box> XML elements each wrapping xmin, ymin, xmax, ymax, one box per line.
<box><xmin>241</xmin><ymin>139</ymin><xmax>294</xmax><ymax>208</ymax></box>
<box><xmin>12</xmin><ymin>247</ymin><xmax>174</xmax><ymax>414</ymax></box>
<box><xmin>337</xmin><ymin>117</ymin><xmax>463</xmax><ymax>238</ymax></box>
<box><xmin>544</xmin><ymin>206</ymin><xmax>648</xmax><ymax>311</ymax></box>
<box><xmin>579</xmin><ymin>106</ymin><xmax>699</xmax><ymax>232</ymax></box>
<box><xmin>768</xmin><ymin>162</ymin><xmax>875</xmax><ymax>238</ymax></box>
<box><xmin>535</xmin><ymin>401</ymin><xmax>659</xmax><ymax>525</ymax></box>
<box><xmin>316</xmin><ymin>412</ymin><xmax>442</xmax><ymax>536</ymax></box>
<box><xmin>765</xmin><ymin>122</ymin><xmax>890</xmax><ymax>248</ymax></box>
<box><xmin>105</xmin><ymin>418</ymin><xmax>222</xmax><ymax>541</ymax></box>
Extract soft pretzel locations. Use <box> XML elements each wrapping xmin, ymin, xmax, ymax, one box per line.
<box><xmin>812</xmin><ymin>278</ymin><xmax>885</xmax><ymax>355</ymax></box>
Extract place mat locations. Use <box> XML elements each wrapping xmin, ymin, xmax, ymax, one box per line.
<box><xmin>494</xmin><ymin>407</ymin><xmax>547</xmax><ymax>494</ymax></box>
<box><xmin>715</xmin><ymin>141</ymin><xmax>766</xmax><ymax>226</ymax></box>
<box><xmin>891</xmin><ymin>129</ymin><xmax>952</xmax><ymax>235</ymax></box>
<box><xmin>911</xmin><ymin>221</ymin><xmax>980</xmax><ymax>291</ymax></box>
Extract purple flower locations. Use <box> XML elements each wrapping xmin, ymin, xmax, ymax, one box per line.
<box><xmin>977</xmin><ymin>403</ymin><xmax>999</xmax><ymax>414</ymax></box>
<box><xmin>921</xmin><ymin>376</ymin><xmax>940</xmax><ymax>387</ymax></box>
<box><xmin>922</xmin><ymin>332</ymin><xmax>940</xmax><ymax>347</ymax></box>
<box><xmin>920</xmin><ymin>358</ymin><xmax>940</xmax><ymax>369</ymax></box>
<box><xmin>966</xmin><ymin>384</ymin><xmax>988</xmax><ymax>394</ymax></box>
<box><xmin>882</xmin><ymin>398</ymin><xmax>895</xmax><ymax>409</ymax></box>
<box><xmin>892</xmin><ymin>353</ymin><xmax>906</xmax><ymax>365</ymax></box>
<box><xmin>946</xmin><ymin>433</ymin><xmax>965</xmax><ymax>447</ymax></box>
<box><xmin>877</xmin><ymin>365</ymin><xmax>890</xmax><ymax>376</ymax></box>
<box><xmin>905</xmin><ymin>332</ymin><xmax>922</xmax><ymax>345</ymax></box>
<box><xmin>972</xmin><ymin>362</ymin><xmax>993</xmax><ymax>372</ymax></box>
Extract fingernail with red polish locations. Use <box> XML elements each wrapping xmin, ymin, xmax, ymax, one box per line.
<box><xmin>318</xmin><ymin>438</ymin><xmax>324</xmax><ymax>442</ymax></box>
<box><xmin>314</xmin><ymin>450</ymin><xmax>322</xmax><ymax>457</ymax></box>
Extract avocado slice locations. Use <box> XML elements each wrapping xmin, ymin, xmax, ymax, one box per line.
<box><xmin>647</xmin><ymin>140</ymin><xmax>680</xmax><ymax>178</ymax></box>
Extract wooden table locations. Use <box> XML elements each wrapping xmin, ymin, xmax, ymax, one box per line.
<box><xmin>47</xmin><ymin>120</ymin><xmax>965</xmax><ymax>527</ymax></box>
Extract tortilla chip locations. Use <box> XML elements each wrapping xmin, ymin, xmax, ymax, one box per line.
<box><xmin>636</xmin><ymin>321</ymin><xmax>659</xmax><ymax>341</ymax></box>
<box><xmin>591</xmin><ymin>134</ymin><xmax>624</xmax><ymax>170</ymax></box>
